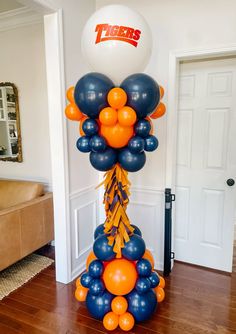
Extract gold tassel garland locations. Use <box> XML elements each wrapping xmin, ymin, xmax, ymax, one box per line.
<box><xmin>97</xmin><ymin>164</ymin><xmax>134</xmax><ymax>258</ymax></box>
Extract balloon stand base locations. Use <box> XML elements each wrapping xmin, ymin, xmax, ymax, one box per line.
<box><xmin>75</xmin><ymin>231</ymin><xmax>165</xmax><ymax>331</ymax></box>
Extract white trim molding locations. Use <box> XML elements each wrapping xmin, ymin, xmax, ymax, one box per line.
<box><xmin>128</xmin><ymin>186</ymin><xmax>165</xmax><ymax>271</ymax></box>
<box><xmin>44</xmin><ymin>10</ymin><xmax>71</xmax><ymax>284</ymax></box>
<box><xmin>0</xmin><ymin>6</ymin><xmax>43</xmax><ymax>32</ymax></box>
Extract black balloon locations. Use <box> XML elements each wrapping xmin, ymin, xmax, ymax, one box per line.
<box><xmin>90</xmin><ymin>135</ymin><xmax>107</xmax><ymax>152</ymax></box>
<box><xmin>80</xmin><ymin>272</ymin><xmax>93</xmax><ymax>288</ymax></box>
<box><xmin>122</xmin><ymin>234</ymin><xmax>146</xmax><ymax>261</ymax></box>
<box><xmin>121</xmin><ymin>73</ymin><xmax>160</xmax><ymax>119</ymax></box>
<box><xmin>74</xmin><ymin>72</ymin><xmax>114</xmax><ymax>119</ymax></box>
<box><xmin>94</xmin><ymin>224</ymin><xmax>105</xmax><ymax>239</ymax></box>
<box><xmin>128</xmin><ymin>136</ymin><xmax>145</xmax><ymax>153</ymax></box>
<box><xmin>148</xmin><ymin>271</ymin><xmax>160</xmax><ymax>288</ymax></box>
<box><xmin>90</xmin><ymin>148</ymin><xmax>117</xmax><ymax>172</ymax></box>
<box><xmin>131</xmin><ymin>224</ymin><xmax>142</xmax><ymax>237</ymax></box>
<box><xmin>76</xmin><ymin>136</ymin><xmax>91</xmax><ymax>153</ymax></box>
<box><xmin>82</xmin><ymin>119</ymin><xmax>99</xmax><ymax>136</ymax></box>
<box><xmin>86</xmin><ymin>290</ymin><xmax>113</xmax><ymax>320</ymax></box>
<box><xmin>118</xmin><ymin>148</ymin><xmax>146</xmax><ymax>172</ymax></box>
<box><xmin>144</xmin><ymin>135</ymin><xmax>159</xmax><ymax>152</ymax></box>
<box><xmin>89</xmin><ymin>278</ymin><xmax>105</xmax><ymax>296</ymax></box>
<box><xmin>88</xmin><ymin>260</ymin><xmax>104</xmax><ymax>278</ymax></box>
<box><xmin>136</xmin><ymin>259</ymin><xmax>152</xmax><ymax>277</ymax></box>
<box><xmin>135</xmin><ymin>277</ymin><xmax>151</xmax><ymax>294</ymax></box>
<box><xmin>134</xmin><ymin>120</ymin><xmax>151</xmax><ymax>138</ymax></box>
<box><xmin>93</xmin><ymin>234</ymin><xmax>116</xmax><ymax>261</ymax></box>
<box><xmin>127</xmin><ymin>289</ymin><xmax>157</xmax><ymax>322</ymax></box>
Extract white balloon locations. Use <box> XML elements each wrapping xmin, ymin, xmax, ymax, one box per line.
<box><xmin>81</xmin><ymin>5</ymin><xmax>152</xmax><ymax>84</ymax></box>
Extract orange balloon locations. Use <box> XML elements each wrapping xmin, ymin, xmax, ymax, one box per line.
<box><xmin>103</xmin><ymin>259</ymin><xmax>137</xmax><ymax>295</ymax></box>
<box><xmin>103</xmin><ymin>312</ymin><xmax>119</xmax><ymax>331</ymax></box>
<box><xmin>150</xmin><ymin>103</ymin><xmax>166</xmax><ymax>119</ymax></box>
<box><xmin>159</xmin><ymin>276</ymin><xmax>165</xmax><ymax>289</ymax></box>
<box><xmin>99</xmin><ymin>107</ymin><xmax>118</xmax><ymax>126</ymax></box>
<box><xmin>86</xmin><ymin>251</ymin><xmax>97</xmax><ymax>270</ymax></box>
<box><xmin>108</xmin><ymin>87</ymin><xmax>127</xmax><ymax>109</ymax></box>
<box><xmin>65</xmin><ymin>103</ymin><xmax>83</xmax><ymax>121</ymax></box>
<box><xmin>159</xmin><ymin>86</ymin><xmax>164</xmax><ymax>99</ymax></box>
<box><xmin>155</xmin><ymin>287</ymin><xmax>165</xmax><ymax>303</ymax></box>
<box><xmin>111</xmin><ymin>296</ymin><xmax>128</xmax><ymax>315</ymax></box>
<box><xmin>101</xmin><ymin>123</ymin><xmax>134</xmax><ymax>148</ymax></box>
<box><xmin>119</xmin><ymin>312</ymin><xmax>135</xmax><ymax>331</ymax></box>
<box><xmin>66</xmin><ymin>86</ymin><xmax>75</xmax><ymax>103</ymax></box>
<box><xmin>76</xmin><ymin>277</ymin><xmax>82</xmax><ymax>288</ymax></box>
<box><xmin>79</xmin><ymin>116</ymin><xmax>88</xmax><ymax>136</ymax></box>
<box><xmin>118</xmin><ymin>106</ymin><xmax>137</xmax><ymax>127</ymax></box>
<box><xmin>75</xmin><ymin>286</ymin><xmax>88</xmax><ymax>302</ymax></box>
<box><xmin>142</xmin><ymin>249</ymin><xmax>155</xmax><ymax>269</ymax></box>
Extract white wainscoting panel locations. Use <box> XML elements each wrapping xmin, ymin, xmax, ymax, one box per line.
<box><xmin>70</xmin><ymin>185</ymin><xmax>99</xmax><ymax>280</ymax></box>
<box><xmin>127</xmin><ymin>187</ymin><xmax>165</xmax><ymax>270</ymax></box>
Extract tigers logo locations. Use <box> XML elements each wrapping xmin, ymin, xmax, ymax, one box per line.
<box><xmin>95</xmin><ymin>24</ymin><xmax>141</xmax><ymax>47</ymax></box>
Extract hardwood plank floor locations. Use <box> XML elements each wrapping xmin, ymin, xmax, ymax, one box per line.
<box><xmin>0</xmin><ymin>247</ymin><xmax>235</xmax><ymax>333</ymax></box>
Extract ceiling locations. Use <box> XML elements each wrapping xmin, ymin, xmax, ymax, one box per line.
<box><xmin>0</xmin><ymin>0</ymin><xmax>25</xmax><ymax>14</ymax></box>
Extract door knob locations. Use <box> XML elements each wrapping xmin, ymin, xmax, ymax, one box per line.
<box><xmin>226</xmin><ymin>178</ymin><xmax>235</xmax><ymax>186</ymax></box>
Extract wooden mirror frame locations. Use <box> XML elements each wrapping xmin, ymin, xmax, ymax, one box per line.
<box><xmin>0</xmin><ymin>82</ymin><xmax>22</xmax><ymax>162</ymax></box>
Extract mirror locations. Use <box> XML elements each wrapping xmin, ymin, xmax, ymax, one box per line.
<box><xmin>0</xmin><ymin>83</ymin><xmax>22</xmax><ymax>162</ymax></box>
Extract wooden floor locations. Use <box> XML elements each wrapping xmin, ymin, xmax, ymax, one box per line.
<box><xmin>0</xmin><ymin>247</ymin><xmax>236</xmax><ymax>334</ymax></box>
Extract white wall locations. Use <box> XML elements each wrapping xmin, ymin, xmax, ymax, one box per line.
<box><xmin>0</xmin><ymin>23</ymin><xmax>52</xmax><ymax>188</ymax></box>
<box><xmin>96</xmin><ymin>0</ymin><xmax>236</xmax><ymax>189</ymax></box>
<box><xmin>57</xmin><ymin>0</ymin><xmax>98</xmax><ymax>194</ymax></box>
<box><xmin>96</xmin><ymin>0</ymin><xmax>236</xmax><ymax>262</ymax></box>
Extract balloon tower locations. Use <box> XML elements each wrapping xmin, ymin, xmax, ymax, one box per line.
<box><xmin>65</xmin><ymin>5</ymin><xmax>166</xmax><ymax>332</ymax></box>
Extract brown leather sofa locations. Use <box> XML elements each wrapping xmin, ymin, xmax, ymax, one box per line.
<box><xmin>0</xmin><ymin>179</ymin><xmax>54</xmax><ymax>271</ymax></box>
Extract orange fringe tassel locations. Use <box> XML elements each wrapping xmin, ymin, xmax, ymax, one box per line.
<box><xmin>97</xmin><ymin>164</ymin><xmax>134</xmax><ymax>258</ymax></box>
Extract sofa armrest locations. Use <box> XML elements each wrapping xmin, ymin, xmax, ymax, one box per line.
<box><xmin>0</xmin><ymin>193</ymin><xmax>53</xmax><ymax>217</ymax></box>
<box><xmin>0</xmin><ymin>192</ymin><xmax>54</xmax><ymax>271</ymax></box>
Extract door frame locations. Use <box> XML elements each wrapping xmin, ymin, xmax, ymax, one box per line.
<box><xmin>166</xmin><ymin>44</ymin><xmax>236</xmax><ymax>268</ymax></box>
<box><xmin>32</xmin><ymin>0</ymin><xmax>71</xmax><ymax>283</ymax></box>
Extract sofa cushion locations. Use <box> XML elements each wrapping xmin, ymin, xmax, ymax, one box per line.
<box><xmin>0</xmin><ymin>180</ymin><xmax>44</xmax><ymax>210</ymax></box>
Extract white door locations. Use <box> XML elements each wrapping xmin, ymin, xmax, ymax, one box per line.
<box><xmin>175</xmin><ymin>58</ymin><xmax>236</xmax><ymax>272</ymax></box>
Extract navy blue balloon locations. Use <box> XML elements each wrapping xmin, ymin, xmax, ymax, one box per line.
<box><xmin>144</xmin><ymin>135</ymin><xmax>159</xmax><ymax>152</ymax></box>
<box><xmin>128</xmin><ymin>136</ymin><xmax>145</xmax><ymax>153</ymax></box>
<box><xmin>122</xmin><ymin>234</ymin><xmax>146</xmax><ymax>261</ymax></box>
<box><xmin>136</xmin><ymin>259</ymin><xmax>152</xmax><ymax>277</ymax></box>
<box><xmin>134</xmin><ymin>120</ymin><xmax>151</xmax><ymax>138</ymax></box>
<box><xmin>131</xmin><ymin>224</ymin><xmax>142</xmax><ymax>237</ymax></box>
<box><xmin>135</xmin><ymin>277</ymin><xmax>151</xmax><ymax>294</ymax></box>
<box><xmin>80</xmin><ymin>272</ymin><xmax>93</xmax><ymax>288</ymax></box>
<box><xmin>76</xmin><ymin>136</ymin><xmax>91</xmax><ymax>153</ymax></box>
<box><xmin>89</xmin><ymin>260</ymin><xmax>104</xmax><ymax>278</ymax></box>
<box><xmin>121</xmin><ymin>73</ymin><xmax>160</xmax><ymax>119</ymax></box>
<box><xmin>74</xmin><ymin>73</ymin><xmax>114</xmax><ymax>119</ymax></box>
<box><xmin>90</xmin><ymin>148</ymin><xmax>117</xmax><ymax>172</ymax></box>
<box><xmin>93</xmin><ymin>234</ymin><xmax>116</xmax><ymax>261</ymax></box>
<box><xmin>148</xmin><ymin>271</ymin><xmax>160</xmax><ymax>288</ymax></box>
<box><xmin>127</xmin><ymin>289</ymin><xmax>157</xmax><ymax>322</ymax></box>
<box><xmin>89</xmin><ymin>278</ymin><xmax>105</xmax><ymax>296</ymax></box>
<box><xmin>82</xmin><ymin>119</ymin><xmax>98</xmax><ymax>136</ymax></box>
<box><xmin>118</xmin><ymin>148</ymin><xmax>146</xmax><ymax>172</ymax></box>
<box><xmin>94</xmin><ymin>224</ymin><xmax>105</xmax><ymax>239</ymax></box>
<box><xmin>86</xmin><ymin>290</ymin><xmax>113</xmax><ymax>320</ymax></box>
<box><xmin>90</xmin><ymin>135</ymin><xmax>107</xmax><ymax>152</ymax></box>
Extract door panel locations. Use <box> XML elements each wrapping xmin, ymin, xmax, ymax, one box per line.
<box><xmin>175</xmin><ymin>58</ymin><xmax>236</xmax><ymax>272</ymax></box>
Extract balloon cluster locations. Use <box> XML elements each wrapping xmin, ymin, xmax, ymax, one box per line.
<box><xmin>65</xmin><ymin>72</ymin><xmax>166</xmax><ymax>172</ymax></box>
<box><xmin>75</xmin><ymin>224</ymin><xmax>166</xmax><ymax>331</ymax></box>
